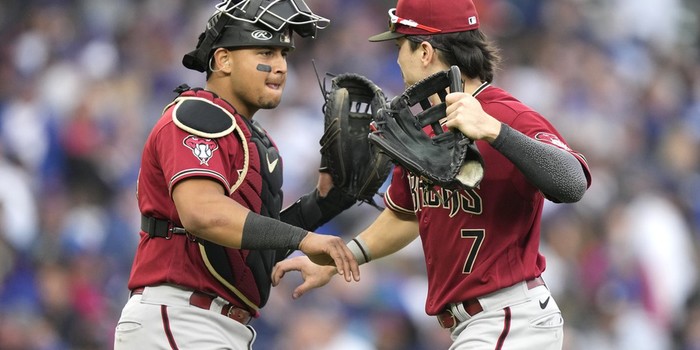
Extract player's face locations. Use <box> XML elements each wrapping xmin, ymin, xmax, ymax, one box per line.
<box><xmin>227</xmin><ymin>47</ymin><xmax>289</xmax><ymax>115</ymax></box>
<box><xmin>395</xmin><ymin>38</ymin><xmax>425</xmax><ymax>87</ymax></box>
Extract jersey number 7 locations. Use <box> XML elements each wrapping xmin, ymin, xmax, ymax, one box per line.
<box><xmin>460</xmin><ymin>229</ymin><xmax>485</xmax><ymax>274</ymax></box>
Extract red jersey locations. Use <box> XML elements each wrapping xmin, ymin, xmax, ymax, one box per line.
<box><xmin>128</xmin><ymin>89</ymin><xmax>269</xmax><ymax>315</ymax></box>
<box><xmin>384</xmin><ymin>84</ymin><xmax>591</xmax><ymax>315</ymax></box>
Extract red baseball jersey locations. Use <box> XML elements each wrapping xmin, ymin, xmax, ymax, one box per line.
<box><xmin>384</xmin><ymin>84</ymin><xmax>591</xmax><ymax>316</ymax></box>
<box><xmin>128</xmin><ymin>89</ymin><xmax>268</xmax><ymax>314</ymax></box>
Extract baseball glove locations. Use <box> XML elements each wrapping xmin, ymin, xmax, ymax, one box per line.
<box><xmin>368</xmin><ymin>66</ymin><xmax>484</xmax><ymax>190</ymax></box>
<box><xmin>319</xmin><ymin>73</ymin><xmax>393</xmax><ymax>206</ymax></box>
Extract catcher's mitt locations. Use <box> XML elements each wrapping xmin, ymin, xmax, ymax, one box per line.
<box><xmin>368</xmin><ymin>66</ymin><xmax>484</xmax><ymax>190</ymax></box>
<box><xmin>319</xmin><ymin>73</ymin><xmax>393</xmax><ymax>206</ymax></box>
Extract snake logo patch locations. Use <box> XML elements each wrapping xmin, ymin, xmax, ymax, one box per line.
<box><xmin>183</xmin><ymin>135</ymin><xmax>219</xmax><ymax>165</ymax></box>
<box><xmin>535</xmin><ymin>132</ymin><xmax>571</xmax><ymax>151</ymax></box>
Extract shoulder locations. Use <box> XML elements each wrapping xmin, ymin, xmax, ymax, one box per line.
<box><xmin>171</xmin><ymin>97</ymin><xmax>237</xmax><ymax>138</ymax></box>
<box><xmin>478</xmin><ymin>86</ymin><xmax>548</xmax><ymax>126</ymax></box>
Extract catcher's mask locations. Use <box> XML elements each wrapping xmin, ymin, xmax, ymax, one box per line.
<box><xmin>183</xmin><ymin>0</ymin><xmax>330</xmax><ymax>72</ymax></box>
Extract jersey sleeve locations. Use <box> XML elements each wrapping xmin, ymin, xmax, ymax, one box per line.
<box><xmin>154</xmin><ymin>122</ymin><xmax>237</xmax><ymax>197</ymax></box>
<box><xmin>383</xmin><ymin>166</ymin><xmax>416</xmax><ymax>215</ymax></box>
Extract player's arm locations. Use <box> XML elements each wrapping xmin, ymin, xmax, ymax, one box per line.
<box><xmin>350</xmin><ymin>208</ymin><xmax>419</xmax><ymax>262</ymax></box>
<box><xmin>489</xmin><ymin>124</ymin><xmax>588</xmax><ymax>203</ymax></box>
<box><xmin>172</xmin><ymin>177</ymin><xmax>359</xmax><ymax>281</ymax></box>
<box><xmin>444</xmin><ymin>92</ymin><xmax>588</xmax><ymax>203</ymax></box>
<box><xmin>272</xmin><ymin>208</ymin><xmax>419</xmax><ymax>298</ymax></box>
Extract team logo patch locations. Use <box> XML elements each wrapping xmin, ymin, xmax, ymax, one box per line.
<box><xmin>183</xmin><ymin>135</ymin><xmax>219</xmax><ymax>165</ymax></box>
<box><xmin>535</xmin><ymin>132</ymin><xmax>571</xmax><ymax>151</ymax></box>
<box><xmin>251</xmin><ymin>30</ymin><xmax>273</xmax><ymax>41</ymax></box>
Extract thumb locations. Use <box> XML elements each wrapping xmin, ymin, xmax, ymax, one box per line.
<box><xmin>292</xmin><ymin>281</ymin><xmax>315</xmax><ymax>299</ymax></box>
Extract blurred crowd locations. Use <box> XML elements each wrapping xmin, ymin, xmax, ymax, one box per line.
<box><xmin>1</xmin><ymin>0</ymin><xmax>699</xmax><ymax>349</ymax></box>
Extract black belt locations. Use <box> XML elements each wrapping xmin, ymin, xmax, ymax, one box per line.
<box><xmin>141</xmin><ymin>215</ymin><xmax>187</xmax><ymax>239</ymax></box>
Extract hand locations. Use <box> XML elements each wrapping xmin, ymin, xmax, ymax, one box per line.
<box><xmin>297</xmin><ymin>232</ymin><xmax>360</xmax><ymax>282</ymax></box>
<box><xmin>444</xmin><ymin>92</ymin><xmax>501</xmax><ymax>143</ymax></box>
<box><xmin>271</xmin><ymin>256</ymin><xmax>338</xmax><ymax>299</ymax></box>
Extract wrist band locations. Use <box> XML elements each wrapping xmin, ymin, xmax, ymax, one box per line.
<box><xmin>347</xmin><ymin>237</ymin><xmax>371</xmax><ymax>265</ymax></box>
<box><xmin>241</xmin><ymin>212</ymin><xmax>308</xmax><ymax>250</ymax></box>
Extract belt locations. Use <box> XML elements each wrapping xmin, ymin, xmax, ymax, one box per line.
<box><xmin>131</xmin><ymin>287</ymin><xmax>252</xmax><ymax>325</ymax></box>
<box><xmin>437</xmin><ymin>276</ymin><xmax>546</xmax><ymax>329</ymax></box>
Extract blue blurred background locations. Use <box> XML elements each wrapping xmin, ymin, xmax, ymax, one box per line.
<box><xmin>1</xmin><ymin>0</ymin><xmax>699</xmax><ymax>349</ymax></box>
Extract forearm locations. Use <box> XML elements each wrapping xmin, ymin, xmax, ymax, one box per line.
<box><xmin>350</xmin><ymin>208</ymin><xmax>419</xmax><ymax>264</ymax></box>
<box><xmin>174</xmin><ymin>178</ymin><xmax>307</xmax><ymax>249</ymax></box>
<box><xmin>491</xmin><ymin>123</ymin><xmax>587</xmax><ymax>203</ymax></box>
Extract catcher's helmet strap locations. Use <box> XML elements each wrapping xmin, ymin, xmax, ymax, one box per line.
<box><xmin>172</xmin><ymin>97</ymin><xmax>237</xmax><ymax>138</ymax></box>
<box><xmin>183</xmin><ymin>12</ymin><xmax>233</xmax><ymax>72</ymax></box>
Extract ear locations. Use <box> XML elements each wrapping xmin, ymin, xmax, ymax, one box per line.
<box><xmin>212</xmin><ymin>48</ymin><xmax>232</xmax><ymax>73</ymax></box>
<box><xmin>419</xmin><ymin>41</ymin><xmax>437</xmax><ymax>67</ymax></box>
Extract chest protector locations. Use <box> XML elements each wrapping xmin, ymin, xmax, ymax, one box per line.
<box><xmin>170</xmin><ymin>86</ymin><xmax>285</xmax><ymax>310</ymax></box>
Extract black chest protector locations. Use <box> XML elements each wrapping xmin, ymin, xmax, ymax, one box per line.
<box><xmin>241</xmin><ymin>118</ymin><xmax>288</xmax><ymax>307</ymax></box>
<box><xmin>245</xmin><ymin>118</ymin><xmax>284</xmax><ymax>218</ymax></box>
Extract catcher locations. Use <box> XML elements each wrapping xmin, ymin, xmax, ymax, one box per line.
<box><xmin>272</xmin><ymin>0</ymin><xmax>592</xmax><ymax>349</ymax></box>
<box><xmin>114</xmin><ymin>0</ymin><xmax>388</xmax><ymax>348</ymax></box>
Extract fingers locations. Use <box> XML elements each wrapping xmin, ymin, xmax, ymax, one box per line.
<box><xmin>445</xmin><ymin>92</ymin><xmax>477</xmax><ymax>116</ymax></box>
<box><xmin>272</xmin><ymin>256</ymin><xmax>340</xmax><ymax>299</ymax></box>
<box><xmin>271</xmin><ymin>266</ymin><xmax>282</xmax><ymax>286</ymax></box>
<box><xmin>334</xmin><ymin>238</ymin><xmax>360</xmax><ymax>282</ymax></box>
<box><xmin>292</xmin><ymin>281</ymin><xmax>316</xmax><ymax>299</ymax></box>
<box><xmin>272</xmin><ymin>256</ymin><xmax>307</xmax><ymax>286</ymax></box>
<box><xmin>299</xmin><ymin>232</ymin><xmax>360</xmax><ymax>282</ymax></box>
<box><xmin>445</xmin><ymin>92</ymin><xmax>469</xmax><ymax>106</ymax></box>
<box><xmin>330</xmin><ymin>240</ymin><xmax>351</xmax><ymax>282</ymax></box>
<box><xmin>271</xmin><ymin>262</ymin><xmax>292</xmax><ymax>286</ymax></box>
<box><xmin>300</xmin><ymin>233</ymin><xmax>360</xmax><ymax>283</ymax></box>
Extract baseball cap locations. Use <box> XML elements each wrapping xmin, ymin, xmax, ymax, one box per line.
<box><xmin>368</xmin><ymin>0</ymin><xmax>480</xmax><ymax>42</ymax></box>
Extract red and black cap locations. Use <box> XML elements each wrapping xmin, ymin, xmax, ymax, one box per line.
<box><xmin>369</xmin><ymin>0</ymin><xmax>480</xmax><ymax>42</ymax></box>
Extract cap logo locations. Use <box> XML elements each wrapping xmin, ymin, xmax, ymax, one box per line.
<box><xmin>251</xmin><ymin>30</ymin><xmax>273</xmax><ymax>41</ymax></box>
<box><xmin>468</xmin><ymin>16</ymin><xmax>477</xmax><ymax>25</ymax></box>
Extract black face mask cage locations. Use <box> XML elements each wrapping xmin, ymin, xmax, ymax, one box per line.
<box><xmin>215</xmin><ymin>0</ymin><xmax>329</xmax><ymax>37</ymax></box>
<box><xmin>183</xmin><ymin>0</ymin><xmax>329</xmax><ymax>72</ymax></box>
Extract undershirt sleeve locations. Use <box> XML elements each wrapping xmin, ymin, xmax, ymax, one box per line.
<box><xmin>490</xmin><ymin>123</ymin><xmax>587</xmax><ymax>203</ymax></box>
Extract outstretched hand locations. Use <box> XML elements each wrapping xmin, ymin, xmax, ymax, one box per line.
<box><xmin>272</xmin><ymin>255</ymin><xmax>339</xmax><ymax>299</ymax></box>
<box><xmin>297</xmin><ymin>232</ymin><xmax>360</xmax><ymax>282</ymax></box>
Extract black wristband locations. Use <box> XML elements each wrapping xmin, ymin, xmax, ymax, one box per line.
<box><xmin>241</xmin><ymin>212</ymin><xmax>308</xmax><ymax>250</ymax></box>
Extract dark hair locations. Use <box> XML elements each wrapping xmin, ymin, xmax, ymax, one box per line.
<box><xmin>406</xmin><ymin>29</ymin><xmax>501</xmax><ymax>83</ymax></box>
